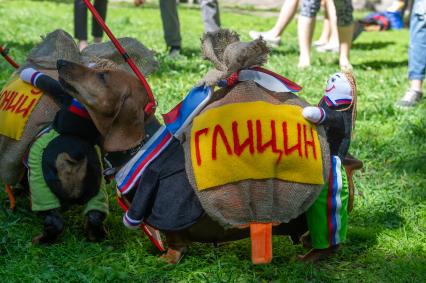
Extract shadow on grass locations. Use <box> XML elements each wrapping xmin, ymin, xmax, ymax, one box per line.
<box><xmin>392</xmin><ymin>154</ymin><xmax>426</xmax><ymax>174</ymax></box>
<box><xmin>352</xmin><ymin>206</ymin><xmax>405</xmax><ymax>230</ymax></box>
<box><xmin>353</xmin><ymin>59</ymin><xmax>407</xmax><ymax>70</ymax></box>
<box><xmin>352</xmin><ymin>41</ymin><xmax>395</xmax><ymax>50</ymax></box>
<box><xmin>179</xmin><ymin>47</ymin><xmax>202</xmax><ymax>59</ymax></box>
<box><xmin>29</xmin><ymin>0</ymin><xmax>72</xmax><ymax>3</ymax></box>
<box><xmin>268</xmin><ymin>45</ymin><xmax>300</xmax><ymax>57</ymax></box>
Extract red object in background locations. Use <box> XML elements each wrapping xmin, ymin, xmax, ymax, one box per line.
<box><xmin>82</xmin><ymin>0</ymin><xmax>156</xmax><ymax>117</ymax></box>
<box><xmin>0</xmin><ymin>45</ymin><xmax>19</xmax><ymax>69</ymax></box>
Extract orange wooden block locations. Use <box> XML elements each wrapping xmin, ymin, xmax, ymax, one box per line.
<box><xmin>5</xmin><ymin>184</ymin><xmax>16</xmax><ymax>210</ymax></box>
<box><xmin>250</xmin><ymin>222</ymin><xmax>272</xmax><ymax>264</ymax></box>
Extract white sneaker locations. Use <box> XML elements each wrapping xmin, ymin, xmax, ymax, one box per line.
<box><xmin>249</xmin><ymin>30</ymin><xmax>281</xmax><ymax>47</ymax></box>
<box><xmin>313</xmin><ymin>40</ymin><xmax>327</xmax><ymax>47</ymax></box>
<box><xmin>396</xmin><ymin>89</ymin><xmax>423</xmax><ymax>108</ymax></box>
<box><xmin>316</xmin><ymin>43</ymin><xmax>339</xmax><ymax>53</ymax></box>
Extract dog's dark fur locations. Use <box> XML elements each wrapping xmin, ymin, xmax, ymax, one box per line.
<box><xmin>25</xmin><ymin>71</ymin><xmax>107</xmax><ymax>245</ymax></box>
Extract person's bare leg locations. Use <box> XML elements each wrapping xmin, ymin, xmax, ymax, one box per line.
<box><xmin>410</xmin><ymin>79</ymin><xmax>424</xmax><ymax>92</ymax></box>
<box><xmin>316</xmin><ymin>0</ymin><xmax>339</xmax><ymax>52</ymax></box>
<box><xmin>338</xmin><ymin>24</ymin><xmax>354</xmax><ymax>69</ymax></box>
<box><xmin>325</xmin><ymin>0</ymin><xmax>339</xmax><ymax>46</ymax></box>
<box><xmin>314</xmin><ymin>0</ymin><xmax>330</xmax><ymax>46</ymax></box>
<box><xmin>249</xmin><ymin>0</ymin><xmax>299</xmax><ymax>43</ymax></box>
<box><xmin>78</xmin><ymin>40</ymin><xmax>88</xmax><ymax>51</ymax></box>
<box><xmin>298</xmin><ymin>16</ymin><xmax>316</xmax><ymax>68</ymax></box>
<box><xmin>270</xmin><ymin>0</ymin><xmax>300</xmax><ymax>37</ymax></box>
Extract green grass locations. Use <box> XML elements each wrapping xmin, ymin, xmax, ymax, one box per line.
<box><xmin>1</xmin><ymin>1</ymin><xmax>425</xmax><ymax>282</ymax></box>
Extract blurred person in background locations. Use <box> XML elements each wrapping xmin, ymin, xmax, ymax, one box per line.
<box><xmin>396</xmin><ymin>0</ymin><xmax>425</xmax><ymax>107</ymax></box>
<box><xmin>249</xmin><ymin>0</ymin><xmax>354</xmax><ymax>69</ymax></box>
<box><xmin>249</xmin><ymin>0</ymin><xmax>300</xmax><ymax>47</ymax></box>
<box><xmin>298</xmin><ymin>0</ymin><xmax>354</xmax><ymax>69</ymax></box>
<box><xmin>135</xmin><ymin>0</ymin><xmax>221</xmax><ymax>57</ymax></box>
<box><xmin>314</xmin><ymin>0</ymin><xmax>339</xmax><ymax>53</ymax></box>
<box><xmin>74</xmin><ymin>0</ymin><xmax>108</xmax><ymax>51</ymax></box>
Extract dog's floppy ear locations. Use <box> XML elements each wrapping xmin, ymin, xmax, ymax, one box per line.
<box><xmin>102</xmin><ymin>83</ymin><xmax>147</xmax><ymax>152</ymax></box>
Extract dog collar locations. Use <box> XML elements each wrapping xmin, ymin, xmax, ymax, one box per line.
<box><xmin>103</xmin><ymin>117</ymin><xmax>162</xmax><ymax>176</ymax></box>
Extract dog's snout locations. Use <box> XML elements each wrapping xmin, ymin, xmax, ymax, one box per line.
<box><xmin>57</xmin><ymin>59</ymin><xmax>69</xmax><ymax>70</ymax></box>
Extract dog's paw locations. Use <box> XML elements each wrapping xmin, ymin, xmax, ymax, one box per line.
<box><xmin>86</xmin><ymin>224</ymin><xmax>107</xmax><ymax>242</ymax></box>
<box><xmin>85</xmin><ymin>210</ymin><xmax>107</xmax><ymax>242</ymax></box>
<box><xmin>159</xmin><ymin>247</ymin><xmax>187</xmax><ymax>264</ymax></box>
<box><xmin>32</xmin><ymin>233</ymin><xmax>59</xmax><ymax>245</ymax></box>
<box><xmin>297</xmin><ymin>245</ymin><xmax>340</xmax><ymax>263</ymax></box>
<box><xmin>32</xmin><ymin>233</ymin><xmax>44</xmax><ymax>245</ymax></box>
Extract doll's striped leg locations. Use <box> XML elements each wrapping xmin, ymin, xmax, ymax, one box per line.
<box><xmin>299</xmin><ymin>156</ymin><xmax>349</xmax><ymax>261</ymax></box>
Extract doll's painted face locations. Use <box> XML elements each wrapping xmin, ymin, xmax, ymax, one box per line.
<box><xmin>323</xmin><ymin>72</ymin><xmax>353</xmax><ymax>107</ymax></box>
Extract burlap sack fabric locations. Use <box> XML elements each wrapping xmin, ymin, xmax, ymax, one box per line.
<box><xmin>0</xmin><ymin>29</ymin><xmax>158</xmax><ymax>186</ymax></box>
<box><xmin>0</xmin><ymin>30</ymin><xmax>72</xmax><ymax>185</ymax></box>
<box><xmin>81</xmin><ymin>37</ymin><xmax>159</xmax><ymax>76</ymax></box>
<box><xmin>20</xmin><ymin>29</ymin><xmax>80</xmax><ymax>72</ymax></box>
<box><xmin>182</xmin><ymin>30</ymin><xmax>330</xmax><ymax>228</ymax></box>
<box><xmin>19</xmin><ymin>29</ymin><xmax>158</xmax><ymax>75</ymax></box>
<box><xmin>198</xmin><ymin>30</ymin><xmax>269</xmax><ymax>87</ymax></box>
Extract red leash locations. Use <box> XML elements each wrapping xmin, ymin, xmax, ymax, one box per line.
<box><xmin>116</xmin><ymin>195</ymin><xmax>165</xmax><ymax>252</ymax></box>
<box><xmin>82</xmin><ymin>0</ymin><xmax>156</xmax><ymax>116</ymax></box>
<box><xmin>0</xmin><ymin>45</ymin><xmax>19</xmax><ymax>69</ymax></box>
<box><xmin>83</xmin><ymin>0</ymin><xmax>163</xmax><ymax>252</ymax></box>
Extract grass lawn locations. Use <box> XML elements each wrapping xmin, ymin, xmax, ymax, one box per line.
<box><xmin>0</xmin><ymin>0</ymin><xmax>425</xmax><ymax>282</ymax></box>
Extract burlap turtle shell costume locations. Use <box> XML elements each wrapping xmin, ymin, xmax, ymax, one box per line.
<box><xmin>0</xmin><ymin>29</ymin><xmax>158</xmax><ymax>188</ymax></box>
<box><xmin>182</xmin><ymin>30</ymin><xmax>330</xmax><ymax>229</ymax></box>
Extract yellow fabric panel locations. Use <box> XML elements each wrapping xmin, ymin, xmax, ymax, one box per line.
<box><xmin>0</xmin><ymin>75</ymin><xmax>44</xmax><ymax>140</ymax></box>
<box><xmin>190</xmin><ymin>102</ymin><xmax>324</xmax><ymax>190</ymax></box>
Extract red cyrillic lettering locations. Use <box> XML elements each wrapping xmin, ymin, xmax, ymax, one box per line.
<box><xmin>256</xmin><ymin>120</ymin><xmax>283</xmax><ymax>163</ymax></box>
<box><xmin>5</xmin><ymin>93</ymin><xmax>24</xmax><ymax>112</ymax></box>
<box><xmin>15</xmin><ymin>97</ymin><xmax>36</xmax><ymax>118</ymax></box>
<box><xmin>30</xmin><ymin>88</ymin><xmax>43</xmax><ymax>95</ymax></box>
<box><xmin>303</xmin><ymin>125</ymin><xmax>317</xmax><ymax>160</ymax></box>
<box><xmin>194</xmin><ymin>128</ymin><xmax>209</xmax><ymax>166</ymax></box>
<box><xmin>212</xmin><ymin>124</ymin><xmax>233</xmax><ymax>160</ymax></box>
<box><xmin>0</xmin><ymin>90</ymin><xmax>15</xmax><ymax>110</ymax></box>
<box><xmin>283</xmin><ymin>122</ymin><xmax>302</xmax><ymax>157</ymax></box>
<box><xmin>232</xmin><ymin>120</ymin><xmax>254</xmax><ymax>156</ymax></box>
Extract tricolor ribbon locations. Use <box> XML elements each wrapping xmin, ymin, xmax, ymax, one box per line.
<box><xmin>219</xmin><ymin>67</ymin><xmax>302</xmax><ymax>93</ymax></box>
<box><xmin>115</xmin><ymin>86</ymin><xmax>212</xmax><ymax>194</ymax></box>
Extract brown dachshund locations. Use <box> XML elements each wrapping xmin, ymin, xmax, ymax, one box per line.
<box><xmin>57</xmin><ymin>59</ymin><xmax>310</xmax><ymax>264</ymax></box>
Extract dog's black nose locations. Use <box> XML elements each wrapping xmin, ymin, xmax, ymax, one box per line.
<box><xmin>57</xmin><ymin>59</ymin><xmax>68</xmax><ymax>70</ymax></box>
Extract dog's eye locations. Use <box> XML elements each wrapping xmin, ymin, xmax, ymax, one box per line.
<box><xmin>98</xmin><ymin>73</ymin><xmax>107</xmax><ymax>83</ymax></box>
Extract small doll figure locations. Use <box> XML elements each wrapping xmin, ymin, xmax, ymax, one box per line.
<box><xmin>299</xmin><ymin>71</ymin><xmax>357</xmax><ymax>261</ymax></box>
<box><xmin>20</xmin><ymin>67</ymin><xmax>109</xmax><ymax>244</ymax></box>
